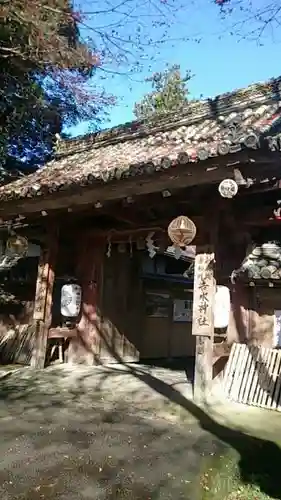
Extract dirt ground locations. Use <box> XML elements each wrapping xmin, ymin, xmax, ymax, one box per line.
<box><xmin>0</xmin><ymin>363</ymin><xmax>280</xmax><ymax>500</ymax></box>
<box><xmin>0</xmin><ymin>363</ymin><xmax>218</xmax><ymax>500</ymax></box>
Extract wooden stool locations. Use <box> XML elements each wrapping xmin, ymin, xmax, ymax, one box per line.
<box><xmin>50</xmin><ymin>338</ymin><xmax>64</xmax><ymax>363</ymax></box>
<box><xmin>47</xmin><ymin>327</ymin><xmax>78</xmax><ymax>364</ymax></box>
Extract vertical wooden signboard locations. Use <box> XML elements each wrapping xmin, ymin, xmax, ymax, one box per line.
<box><xmin>33</xmin><ymin>250</ymin><xmax>50</xmax><ymax>321</ymax></box>
<box><xmin>31</xmin><ymin>227</ymin><xmax>58</xmax><ymax>369</ymax></box>
<box><xmin>192</xmin><ymin>250</ymin><xmax>215</xmax><ymax>336</ymax></box>
<box><xmin>192</xmin><ymin>247</ymin><xmax>216</xmax><ymax>401</ymax></box>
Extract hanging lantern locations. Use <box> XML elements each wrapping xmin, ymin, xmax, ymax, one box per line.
<box><xmin>168</xmin><ymin>216</ymin><xmax>196</xmax><ymax>247</ymax></box>
<box><xmin>6</xmin><ymin>234</ymin><xmax>28</xmax><ymax>257</ymax></box>
<box><xmin>218</xmin><ymin>179</ymin><xmax>238</xmax><ymax>199</ymax></box>
<box><xmin>214</xmin><ymin>286</ymin><xmax>231</xmax><ymax>329</ymax></box>
<box><xmin>60</xmin><ymin>283</ymin><xmax>82</xmax><ymax>318</ymax></box>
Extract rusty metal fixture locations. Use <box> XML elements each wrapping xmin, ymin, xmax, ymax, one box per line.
<box><xmin>167</xmin><ymin>216</ymin><xmax>196</xmax><ymax>247</ymax></box>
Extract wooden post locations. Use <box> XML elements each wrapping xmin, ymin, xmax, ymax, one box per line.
<box><xmin>31</xmin><ymin>227</ymin><xmax>58</xmax><ymax>369</ymax></box>
<box><xmin>192</xmin><ymin>245</ymin><xmax>216</xmax><ymax>402</ymax></box>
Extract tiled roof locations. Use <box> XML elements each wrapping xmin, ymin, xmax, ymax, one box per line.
<box><xmin>1</xmin><ymin>76</ymin><xmax>281</xmax><ymax>203</ymax></box>
<box><xmin>235</xmin><ymin>242</ymin><xmax>281</xmax><ymax>281</ymax></box>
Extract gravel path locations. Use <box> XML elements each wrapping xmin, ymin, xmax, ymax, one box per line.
<box><xmin>0</xmin><ymin>364</ymin><xmax>224</xmax><ymax>499</ymax></box>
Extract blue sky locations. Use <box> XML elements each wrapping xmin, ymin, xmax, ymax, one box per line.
<box><xmin>68</xmin><ymin>0</ymin><xmax>281</xmax><ymax>137</ymax></box>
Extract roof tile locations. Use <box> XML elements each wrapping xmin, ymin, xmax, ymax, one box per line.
<box><xmin>1</xmin><ymin>77</ymin><xmax>281</xmax><ymax>202</ymax></box>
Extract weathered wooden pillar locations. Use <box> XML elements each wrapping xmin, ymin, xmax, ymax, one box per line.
<box><xmin>192</xmin><ymin>245</ymin><xmax>216</xmax><ymax>402</ymax></box>
<box><xmin>31</xmin><ymin>227</ymin><xmax>58</xmax><ymax>369</ymax></box>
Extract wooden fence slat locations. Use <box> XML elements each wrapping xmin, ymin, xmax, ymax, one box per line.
<box><xmin>264</xmin><ymin>349</ymin><xmax>279</xmax><ymax>409</ymax></box>
<box><xmin>253</xmin><ymin>347</ymin><xmax>266</xmax><ymax>407</ymax></box>
<box><xmin>231</xmin><ymin>344</ymin><xmax>248</xmax><ymax>402</ymax></box>
<box><xmin>256</xmin><ymin>347</ymin><xmax>272</xmax><ymax>407</ymax></box>
<box><xmin>252</xmin><ymin>347</ymin><xmax>266</xmax><ymax>406</ymax></box>
<box><xmin>273</xmin><ymin>353</ymin><xmax>281</xmax><ymax>410</ymax></box>
<box><xmin>275</xmin><ymin>391</ymin><xmax>281</xmax><ymax>410</ymax></box>
<box><xmin>224</xmin><ymin>344</ymin><xmax>281</xmax><ymax>412</ymax></box>
<box><xmin>260</xmin><ymin>348</ymin><xmax>275</xmax><ymax>408</ymax></box>
<box><xmin>269</xmin><ymin>351</ymin><xmax>280</xmax><ymax>409</ymax></box>
<box><xmin>225</xmin><ymin>343</ymin><xmax>241</xmax><ymax>398</ymax></box>
<box><xmin>237</xmin><ymin>346</ymin><xmax>252</xmax><ymax>402</ymax></box>
<box><xmin>241</xmin><ymin>346</ymin><xmax>256</xmax><ymax>404</ymax></box>
<box><xmin>247</xmin><ymin>347</ymin><xmax>263</xmax><ymax>405</ymax></box>
<box><xmin>223</xmin><ymin>341</ymin><xmax>236</xmax><ymax>392</ymax></box>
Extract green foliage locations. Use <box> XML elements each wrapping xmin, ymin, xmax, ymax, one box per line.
<box><xmin>134</xmin><ymin>65</ymin><xmax>192</xmax><ymax>120</ymax></box>
<box><xmin>0</xmin><ymin>0</ymin><xmax>109</xmax><ymax>181</ymax></box>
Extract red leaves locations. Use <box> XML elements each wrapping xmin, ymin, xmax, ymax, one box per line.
<box><xmin>1</xmin><ymin>0</ymin><xmax>93</xmax><ymax>71</ymax></box>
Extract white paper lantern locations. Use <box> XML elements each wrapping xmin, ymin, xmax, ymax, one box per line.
<box><xmin>214</xmin><ymin>285</ymin><xmax>231</xmax><ymax>329</ymax></box>
<box><xmin>61</xmin><ymin>283</ymin><xmax>82</xmax><ymax>318</ymax></box>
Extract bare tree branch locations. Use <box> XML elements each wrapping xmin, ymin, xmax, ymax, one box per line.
<box><xmin>215</xmin><ymin>0</ymin><xmax>281</xmax><ymax>42</ymax></box>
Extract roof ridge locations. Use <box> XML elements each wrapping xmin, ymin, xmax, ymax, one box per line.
<box><xmin>55</xmin><ymin>75</ymin><xmax>281</xmax><ymax>159</ymax></box>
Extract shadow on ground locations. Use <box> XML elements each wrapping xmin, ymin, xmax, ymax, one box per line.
<box><xmin>0</xmin><ymin>363</ymin><xmax>280</xmax><ymax>499</ymax></box>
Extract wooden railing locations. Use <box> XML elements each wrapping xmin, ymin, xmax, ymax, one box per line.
<box><xmin>224</xmin><ymin>343</ymin><xmax>281</xmax><ymax>411</ymax></box>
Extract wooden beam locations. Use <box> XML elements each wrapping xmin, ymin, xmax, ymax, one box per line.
<box><xmin>192</xmin><ymin>245</ymin><xmax>216</xmax><ymax>402</ymax></box>
<box><xmin>82</xmin><ymin>225</ymin><xmax>166</xmax><ymax>241</ymax></box>
<box><xmin>31</xmin><ymin>226</ymin><xmax>59</xmax><ymax>369</ymax></box>
<box><xmin>73</xmin><ymin>216</ymin><xmax>205</xmax><ymax>240</ymax></box>
<box><xmin>99</xmin><ymin>205</ymin><xmax>144</xmax><ymax>226</ymax></box>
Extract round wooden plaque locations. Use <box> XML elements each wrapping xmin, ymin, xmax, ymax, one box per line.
<box><xmin>6</xmin><ymin>235</ymin><xmax>28</xmax><ymax>257</ymax></box>
<box><xmin>168</xmin><ymin>216</ymin><xmax>196</xmax><ymax>247</ymax></box>
<box><xmin>218</xmin><ymin>179</ymin><xmax>238</xmax><ymax>198</ymax></box>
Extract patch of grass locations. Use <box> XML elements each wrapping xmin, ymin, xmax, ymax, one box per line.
<box><xmin>200</xmin><ymin>449</ymin><xmax>239</xmax><ymax>500</ymax></box>
<box><xmin>200</xmin><ymin>447</ymin><xmax>277</xmax><ymax>500</ymax></box>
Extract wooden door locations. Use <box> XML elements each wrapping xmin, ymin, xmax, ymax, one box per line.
<box><xmin>142</xmin><ymin>317</ymin><xmax>170</xmax><ymax>358</ymax></box>
<box><xmin>170</xmin><ymin>293</ymin><xmax>195</xmax><ymax>357</ymax></box>
<box><xmin>170</xmin><ymin>322</ymin><xmax>195</xmax><ymax>357</ymax></box>
<box><xmin>99</xmin><ymin>249</ymin><xmax>142</xmax><ymax>363</ymax></box>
